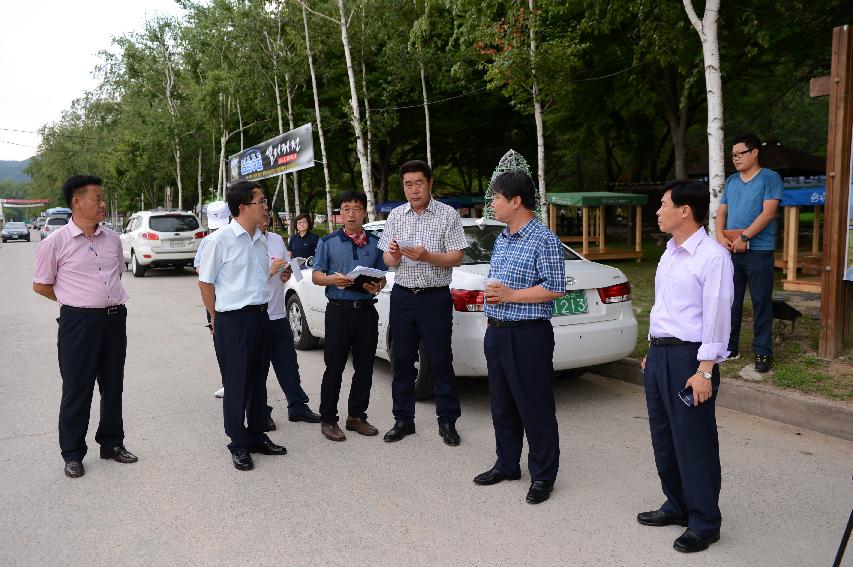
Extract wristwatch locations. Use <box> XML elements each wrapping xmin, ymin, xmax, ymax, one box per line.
<box><xmin>696</xmin><ymin>370</ymin><xmax>713</xmax><ymax>380</ymax></box>
<box><xmin>740</xmin><ymin>233</ymin><xmax>750</xmax><ymax>242</ymax></box>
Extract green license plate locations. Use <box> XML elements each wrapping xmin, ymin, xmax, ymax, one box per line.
<box><xmin>553</xmin><ymin>290</ymin><xmax>588</xmax><ymax>316</ymax></box>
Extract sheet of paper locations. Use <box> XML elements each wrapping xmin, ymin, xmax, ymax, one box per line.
<box><xmin>289</xmin><ymin>258</ymin><xmax>303</xmax><ymax>282</ymax></box>
<box><xmin>395</xmin><ymin>239</ymin><xmax>420</xmax><ymax>249</ymax></box>
<box><xmin>345</xmin><ymin>266</ymin><xmax>387</xmax><ymax>279</ymax></box>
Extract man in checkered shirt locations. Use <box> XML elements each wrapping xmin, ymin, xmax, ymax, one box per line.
<box><xmin>378</xmin><ymin>160</ymin><xmax>468</xmax><ymax>446</ymax></box>
<box><xmin>472</xmin><ymin>170</ymin><xmax>566</xmax><ymax>505</ymax></box>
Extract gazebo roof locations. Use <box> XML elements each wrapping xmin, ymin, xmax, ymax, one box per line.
<box><xmin>546</xmin><ymin>192</ymin><xmax>648</xmax><ymax>207</ymax></box>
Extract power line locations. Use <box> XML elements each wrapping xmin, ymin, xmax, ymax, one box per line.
<box><xmin>0</xmin><ymin>127</ymin><xmax>39</xmax><ymax>135</ymax></box>
<box><xmin>0</xmin><ymin>139</ymin><xmax>36</xmax><ymax>148</ymax></box>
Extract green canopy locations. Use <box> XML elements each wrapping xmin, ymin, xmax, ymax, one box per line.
<box><xmin>546</xmin><ymin>192</ymin><xmax>648</xmax><ymax>207</ymax></box>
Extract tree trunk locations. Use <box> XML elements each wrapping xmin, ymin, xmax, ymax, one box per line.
<box><xmin>684</xmin><ymin>0</ymin><xmax>724</xmax><ymax>234</ymax></box>
<box><xmin>529</xmin><ymin>0</ymin><xmax>548</xmax><ymax>224</ymax></box>
<box><xmin>197</xmin><ymin>147</ymin><xmax>203</xmax><ymax>214</ymax></box>
<box><xmin>361</xmin><ymin>58</ymin><xmax>374</xmax><ymax>198</ymax></box>
<box><xmin>271</xmin><ymin>74</ymin><xmax>292</xmax><ymax>234</ymax></box>
<box><xmin>286</xmin><ymin>72</ymin><xmax>301</xmax><ymax>218</ymax></box>
<box><xmin>335</xmin><ymin>0</ymin><xmax>376</xmax><ymax>221</ymax></box>
<box><xmin>303</xmin><ymin>3</ymin><xmax>334</xmax><ymax>231</ymax></box>
<box><xmin>174</xmin><ymin>143</ymin><xmax>182</xmax><ymax>210</ymax></box>
<box><xmin>419</xmin><ymin>63</ymin><xmax>432</xmax><ymax>168</ymax></box>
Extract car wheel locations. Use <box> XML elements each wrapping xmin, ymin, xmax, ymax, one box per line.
<box><xmin>390</xmin><ymin>340</ymin><xmax>436</xmax><ymax>401</ymax></box>
<box><xmin>556</xmin><ymin>368</ymin><xmax>585</xmax><ymax>380</ymax></box>
<box><xmin>131</xmin><ymin>251</ymin><xmax>146</xmax><ymax>277</ymax></box>
<box><xmin>287</xmin><ymin>294</ymin><xmax>319</xmax><ymax>350</ymax></box>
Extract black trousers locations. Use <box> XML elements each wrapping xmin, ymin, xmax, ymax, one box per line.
<box><xmin>644</xmin><ymin>342</ymin><xmax>722</xmax><ymax>537</ymax></box>
<box><xmin>319</xmin><ymin>302</ymin><xmax>378</xmax><ymax>423</ymax></box>
<box><xmin>484</xmin><ymin>321</ymin><xmax>560</xmax><ymax>482</ymax></box>
<box><xmin>729</xmin><ymin>250</ymin><xmax>774</xmax><ymax>357</ymax></box>
<box><xmin>389</xmin><ymin>286</ymin><xmax>460</xmax><ymax>424</ymax></box>
<box><xmin>57</xmin><ymin>305</ymin><xmax>127</xmax><ymax>462</ymax></box>
<box><xmin>214</xmin><ymin>308</ymin><xmax>271</xmax><ymax>453</ymax></box>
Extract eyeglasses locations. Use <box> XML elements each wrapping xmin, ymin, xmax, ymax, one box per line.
<box><xmin>244</xmin><ymin>198</ymin><xmax>268</xmax><ymax>207</ymax></box>
<box><xmin>341</xmin><ymin>207</ymin><xmax>365</xmax><ymax>214</ymax></box>
<box><xmin>731</xmin><ymin>148</ymin><xmax>754</xmax><ymax>160</ymax></box>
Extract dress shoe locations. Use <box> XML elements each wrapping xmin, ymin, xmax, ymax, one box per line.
<box><xmin>289</xmin><ymin>407</ymin><xmax>322</xmax><ymax>423</ymax></box>
<box><xmin>383</xmin><ymin>420</ymin><xmax>415</xmax><ymax>442</ymax></box>
<box><xmin>232</xmin><ymin>451</ymin><xmax>254</xmax><ymax>471</ymax></box>
<box><xmin>99</xmin><ymin>445</ymin><xmax>138</xmax><ymax>463</ymax></box>
<box><xmin>64</xmin><ymin>461</ymin><xmax>85</xmax><ymax>478</ymax></box>
<box><xmin>438</xmin><ymin>422</ymin><xmax>460</xmax><ymax>446</ymax></box>
<box><xmin>266</xmin><ymin>416</ymin><xmax>277</xmax><ymax>431</ymax></box>
<box><xmin>526</xmin><ymin>480</ymin><xmax>554</xmax><ymax>504</ymax></box>
<box><xmin>252</xmin><ymin>439</ymin><xmax>287</xmax><ymax>455</ymax></box>
<box><xmin>345</xmin><ymin>417</ymin><xmax>378</xmax><ymax>436</ymax></box>
<box><xmin>637</xmin><ymin>509</ymin><xmax>689</xmax><ymax>527</ymax></box>
<box><xmin>322</xmin><ymin>422</ymin><xmax>347</xmax><ymax>442</ymax></box>
<box><xmin>473</xmin><ymin>467</ymin><xmax>521</xmax><ymax>486</ymax></box>
<box><xmin>754</xmin><ymin>354</ymin><xmax>772</xmax><ymax>373</ymax></box>
<box><xmin>673</xmin><ymin>529</ymin><xmax>720</xmax><ymax>553</ymax></box>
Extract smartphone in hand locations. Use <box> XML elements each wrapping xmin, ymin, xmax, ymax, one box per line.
<box><xmin>678</xmin><ymin>384</ymin><xmax>720</xmax><ymax>407</ymax></box>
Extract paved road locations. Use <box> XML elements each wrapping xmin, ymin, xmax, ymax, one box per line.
<box><xmin>1</xmin><ymin>232</ymin><xmax>852</xmax><ymax>566</ymax></box>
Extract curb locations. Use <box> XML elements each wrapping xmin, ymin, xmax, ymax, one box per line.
<box><xmin>589</xmin><ymin>358</ymin><xmax>853</xmax><ymax>442</ymax></box>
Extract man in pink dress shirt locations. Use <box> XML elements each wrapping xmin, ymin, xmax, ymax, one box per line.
<box><xmin>32</xmin><ymin>175</ymin><xmax>138</xmax><ymax>479</ymax></box>
<box><xmin>637</xmin><ymin>180</ymin><xmax>733</xmax><ymax>554</ymax></box>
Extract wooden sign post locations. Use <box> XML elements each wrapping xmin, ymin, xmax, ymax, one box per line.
<box><xmin>819</xmin><ymin>25</ymin><xmax>853</xmax><ymax>359</ymax></box>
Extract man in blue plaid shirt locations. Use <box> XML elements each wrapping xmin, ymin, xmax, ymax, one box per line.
<box><xmin>473</xmin><ymin>170</ymin><xmax>566</xmax><ymax>505</ymax></box>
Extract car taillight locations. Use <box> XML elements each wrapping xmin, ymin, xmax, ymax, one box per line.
<box><xmin>451</xmin><ymin>289</ymin><xmax>485</xmax><ymax>312</ymax></box>
<box><xmin>140</xmin><ymin>232</ymin><xmax>160</xmax><ymax>240</ymax></box>
<box><xmin>597</xmin><ymin>281</ymin><xmax>631</xmax><ymax>303</ymax></box>
<box><xmin>194</xmin><ymin>231</ymin><xmax>207</xmax><ymax>239</ymax></box>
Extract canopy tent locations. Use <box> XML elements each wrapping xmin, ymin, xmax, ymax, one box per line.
<box><xmin>376</xmin><ymin>195</ymin><xmax>484</xmax><ymax>214</ymax></box>
<box><xmin>777</xmin><ymin>184</ymin><xmax>826</xmax><ymax>293</ymax></box>
<box><xmin>547</xmin><ymin>192</ymin><xmax>648</xmax><ymax>261</ymax></box>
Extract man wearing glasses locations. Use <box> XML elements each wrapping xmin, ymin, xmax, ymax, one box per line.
<box><xmin>378</xmin><ymin>160</ymin><xmax>468</xmax><ymax>445</ymax></box>
<box><xmin>312</xmin><ymin>191</ymin><xmax>387</xmax><ymax>442</ymax></box>
<box><xmin>714</xmin><ymin>133</ymin><xmax>783</xmax><ymax>373</ymax></box>
<box><xmin>198</xmin><ymin>181</ymin><xmax>286</xmax><ymax>471</ymax></box>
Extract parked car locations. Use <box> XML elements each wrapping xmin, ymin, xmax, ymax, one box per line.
<box><xmin>283</xmin><ymin>218</ymin><xmax>638</xmax><ymax>399</ymax></box>
<box><xmin>1</xmin><ymin>222</ymin><xmax>31</xmax><ymax>243</ymax></box>
<box><xmin>120</xmin><ymin>209</ymin><xmax>206</xmax><ymax>277</ymax></box>
<box><xmin>40</xmin><ymin>216</ymin><xmax>69</xmax><ymax>239</ymax></box>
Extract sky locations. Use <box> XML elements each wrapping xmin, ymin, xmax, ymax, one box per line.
<box><xmin>0</xmin><ymin>0</ymin><xmax>186</xmax><ymax>162</ymax></box>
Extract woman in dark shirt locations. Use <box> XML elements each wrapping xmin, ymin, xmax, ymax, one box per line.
<box><xmin>288</xmin><ymin>213</ymin><xmax>320</xmax><ymax>258</ymax></box>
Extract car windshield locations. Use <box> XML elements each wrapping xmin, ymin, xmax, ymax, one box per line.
<box><xmin>6</xmin><ymin>223</ymin><xmax>26</xmax><ymax>229</ymax></box>
<box><xmin>148</xmin><ymin>215</ymin><xmax>200</xmax><ymax>232</ymax></box>
<box><xmin>47</xmin><ymin>218</ymin><xmax>68</xmax><ymax>226</ymax></box>
<box><xmin>364</xmin><ymin>223</ymin><xmax>580</xmax><ymax>265</ymax></box>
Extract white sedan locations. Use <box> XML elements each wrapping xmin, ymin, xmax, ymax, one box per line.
<box><xmin>284</xmin><ymin>218</ymin><xmax>637</xmax><ymax>400</ymax></box>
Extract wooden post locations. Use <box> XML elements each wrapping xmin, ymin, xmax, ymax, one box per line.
<box><xmin>819</xmin><ymin>25</ymin><xmax>853</xmax><ymax>359</ymax></box>
<box><xmin>582</xmin><ymin>206</ymin><xmax>589</xmax><ymax>256</ymax></box>
<box><xmin>812</xmin><ymin>205</ymin><xmax>822</xmax><ymax>254</ymax></box>
<box><xmin>635</xmin><ymin>205</ymin><xmax>643</xmax><ymax>262</ymax></box>
<box><xmin>549</xmin><ymin>203</ymin><xmax>557</xmax><ymax>233</ymax></box>
<box><xmin>786</xmin><ymin>206</ymin><xmax>799</xmax><ymax>282</ymax></box>
<box><xmin>598</xmin><ymin>205</ymin><xmax>605</xmax><ymax>252</ymax></box>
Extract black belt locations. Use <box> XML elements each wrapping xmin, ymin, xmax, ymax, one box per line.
<box><xmin>395</xmin><ymin>284</ymin><xmax>448</xmax><ymax>295</ymax></box>
<box><xmin>649</xmin><ymin>336</ymin><xmax>698</xmax><ymax>347</ymax></box>
<box><xmin>61</xmin><ymin>305</ymin><xmax>124</xmax><ymax>315</ymax></box>
<box><xmin>328</xmin><ymin>298</ymin><xmax>377</xmax><ymax>309</ymax></box>
<box><xmin>236</xmin><ymin>303</ymin><xmax>268</xmax><ymax>312</ymax></box>
<box><xmin>487</xmin><ymin>318</ymin><xmax>547</xmax><ymax>328</ymax></box>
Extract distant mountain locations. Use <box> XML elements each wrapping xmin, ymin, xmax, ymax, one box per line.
<box><xmin>0</xmin><ymin>159</ymin><xmax>32</xmax><ymax>183</ymax></box>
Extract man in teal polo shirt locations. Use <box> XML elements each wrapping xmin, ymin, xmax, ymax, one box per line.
<box><xmin>715</xmin><ymin>133</ymin><xmax>784</xmax><ymax>372</ymax></box>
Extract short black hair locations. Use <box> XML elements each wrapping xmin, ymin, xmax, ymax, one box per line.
<box><xmin>338</xmin><ymin>190</ymin><xmax>367</xmax><ymax>209</ymax></box>
<box><xmin>663</xmin><ymin>180</ymin><xmax>709</xmax><ymax>224</ymax></box>
<box><xmin>733</xmin><ymin>133</ymin><xmax>761</xmax><ymax>153</ymax></box>
<box><xmin>61</xmin><ymin>175</ymin><xmax>103</xmax><ymax>207</ymax></box>
<box><xmin>294</xmin><ymin>213</ymin><xmax>313</xmax><ymax>230</ymax></box>
<box><xmin>399</xmin><ymin>160</ymin><xmax>432</xmax><ymax>181</ymax></box>
<box><xmin>226</xmin><ymin>180</ymin><xmax>262</xmax><ymax>217</ymax></box>
<box><xmin>490</xmin><ymin>170</ymin><xmax>537</xmax><ymax>211</ymax></box>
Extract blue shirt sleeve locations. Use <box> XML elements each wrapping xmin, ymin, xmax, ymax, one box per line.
<box><xmin>313</xmin><ymin>237</ymin><xmax>330</xmax><ymax>274</ymax></box>
<box><xmin>536</xmin><ymin>233</ymin><xmax>566</xmax><ymax>294</ymax></box>
<box><xmin>764</xmin><ymin>170</ymin><xmax>784</xmax><ymax>201</ymax></box>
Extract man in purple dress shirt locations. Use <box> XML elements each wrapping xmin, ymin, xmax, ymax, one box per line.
<box><xmin>33</xmin><ymin>175</ymin><xmax>138</xmax><ymax>479</ymax></box>
<box><xmin>637</xmin><ymin>180</ymin><xmax>733</xmax><ymax>554</ymax></box>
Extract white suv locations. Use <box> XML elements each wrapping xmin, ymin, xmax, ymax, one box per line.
<box><xmin>120</xmin><ymin>209</ymin><xmax>206</xmax><ymax>277</ymax></box>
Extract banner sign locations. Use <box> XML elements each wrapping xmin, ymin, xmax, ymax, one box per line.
<box><xmin>228</xmin><ymin>124</ymin><xmax>314</xmax><ymax>182</ymax></box>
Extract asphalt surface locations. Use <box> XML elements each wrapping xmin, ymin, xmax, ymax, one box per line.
<box><xmin>1</xmin><ymin>231</ymin><xmax>852</xmax><ymax>566</ymax></box>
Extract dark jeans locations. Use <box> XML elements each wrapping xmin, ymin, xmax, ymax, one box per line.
<box><xmin>214</xmin><ymin>308</ymin><xmax>271</xmax><ymax>453</ymax></box>
<box><xmin>57</xmin><ymin>306</ymin><xmax>127</xmax><ymax>462</ymax></box>
<box><xmin>319</xmin><ymin>302</ymin><xmax>379</xmax><ymax>423</ymax></box>
<box><xmin>728</xmin><ymin>249</ymin><xmax>774</xmax><ymax>357</ymax></box>
<box><xmin>644</xmin><ymin>342</ymin><xmax>722</xmax><ymax>537</ymax></box>
<box><xmin>389</xmin><ymin>286</ymin><xmax>461</xmax><ymax>424</ymax></box>
<box><xmin>484</xmin><ymin>321</ymin><xmax>560</xmax><ymax>482</ymax></box>
<box><xmin>268</xmin><ymin>318</ymin><xmax>311</xmax><ymax>416</ymax></box>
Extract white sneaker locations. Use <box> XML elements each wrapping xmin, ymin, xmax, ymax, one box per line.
<box><xmin>214</xmin><ymin>387</ymin><xmax>224</xmax><ymax>398</ymax></box>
